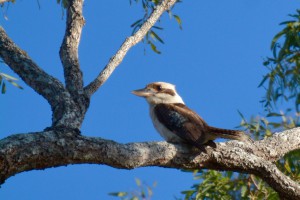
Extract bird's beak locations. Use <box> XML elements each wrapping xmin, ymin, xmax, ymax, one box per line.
<box><xmin>132</xmin><ymin>88</ymin><xmax>152</xmax><ymax>97</ymax></box>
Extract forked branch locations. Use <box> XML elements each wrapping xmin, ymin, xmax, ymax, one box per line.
<box><xmin>0</xmin><ymin>27</ymin><xmax>66</xmax><ymax>107</ymax></box>
<box><xmin>59</xmin><ymin>0</ymin><xmax>85</xmax><ymax>96</ymax></box>
<box><xmin>84</xmin><ymin>0</ymin><xmax>177</xmax><ymax>96</ymax></box>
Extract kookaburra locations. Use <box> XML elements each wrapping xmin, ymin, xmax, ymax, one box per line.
<box><xmin>132</xmin><ymin>82</ymin><xmax>249</xmax><ymax>150</ymax></box>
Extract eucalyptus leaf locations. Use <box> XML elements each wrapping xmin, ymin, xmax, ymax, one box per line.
<box><xmin>150</xmin><ymin>30</ymin><xmax>164</xmax><ymax>44</ymax></box>
<box><xmin>173</xmin><ymin>14</ymin><xmax>182</xmax><ymax>29</ymax></box>
<box><xmin>1</xmin><ymin>81</ymin><xmax>6</xmax><ymax>94</ymax></box>
<box><xmin>0</xmin><ymin>73</ymin><xmax>18</xmax><ymax>81</ymax></box>
<box><xmin>108</xmin><ymin>192</ymin><xmax>128</xmax><ymax>197</ymax></box>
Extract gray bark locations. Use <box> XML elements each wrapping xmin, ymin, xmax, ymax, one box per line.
<box><xmin>0</xmin><ymin>128</ymin><xmax>299</xmax><ymax>199</ymax></box>
<box><xmin>59</xmin><ymin>0</ymin><xmax>85</xmax><ymax>97</ymax></box>
<box><xmin>0</xmin><ymin>0</ymin><xmax>299</xmax><ymax>199</ymax></box>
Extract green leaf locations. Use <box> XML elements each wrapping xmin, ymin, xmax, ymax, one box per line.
<box><xmin>241</xmin><ymin>185</ymin><xmax>247</xmax><ymax>197</ymax></box>
<box><xmin>267</xmin><ymin>192</ymin><xmax>279</xmax><ymax>200</ymax></box>
<box><xmin>1</xmin><ymin>81</ymin><xmax>6</xmax><ymax>94</ymax></box>
<box><xmin>0</xmin><ymin>73</ymin><xmax>18</xmax><ymax>81</ymax></box>
<box><xmin>149</xmin><ymin>42</ymin><xmax>161</xmax><ymax>54</ymax></box>
<box><xmin>237</xmin><ymin>110</ymin><xmax>246</xmax><ymax>121</ymax></box>
<box><xmin>150</xmin><ymin>30</ymin><xmax>164</xmax><ymax>44</ymax></box>
<box><xmin>7</xmin><ymin>79</ymin><xmax>23</xmax><ymax>89</ymax></box>
<box><xmin>152</xmin><ymin>0</ymin><xmax>159</xmax><ymax>5</ymax></box>
<box><xmin>284</xmin><ymin>161</ymin><xmax>292</xmax><ymax>173</ymax></box>
<box><xmin>108</xmin><ymin>192</ymin><xmax>128</xmax><ymax>197</ymax></box>
<box><xmin>266</xmin><ymin>112</ymin><xmax>283</xmax><ymax>117</ymax></box>
<box><xmin>258</xmin><ymin>75</ymin><xmax>269</xmax><ymax>87</ymax></box>
<box><xmin>279</xmin><ymin>20</ymin><xmax>296</xmax><ymax>25</ymax></box>
<box><xmin>57</xmin><ymin>0</ymin><xmax>68</xmax><ymax>8</ymax></box>
<box><xmin>130</xmin><ymin>19</ymin><xmax>143</xmax><ymax>28</ymax></box>
<box><xmin>181</xmin><ymin>190</ymin><xmax>195</xmax><ymax>195</ymax></box>
<box><xmin>153</xmin><ymin>26</ymin><xmax>163</xmax><ymax>30</ymax></box>
<box><xmin>265</xmin><ymin>129</ymin><xmax>272</xmax><ymax>137</ymax></box>
<box><xmin>268</xmin><ymin>122</ymin><xmax>282</xmax><ymax>128</ymax></box>
<box><xmin>271</xmin><ymin>29</ymin><xmax>286</xmax><ymax>50</ymax></box>
<box><xmin>173</xmin><ymin>14</ymin><xmax>182</xmax><ymax>30</ymax></box>
<box><xmin>135</xmin><ymin>178</ymin><xmax>141</xmax><ymax>186</ymax></box>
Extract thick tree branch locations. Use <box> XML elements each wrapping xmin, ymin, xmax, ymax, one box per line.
<box><xmin>84</xmin><ymin>0</ymin><xmax>177</xmax><ymax>97</ymax></box>
<box><xmin>0</xmin><ymin>27</ymin><xmax>89</xmax><ymax>129</ymax></box>
<box><xmin>0</xmin><ymin>128</ymin><xmax>299</xmax><ymax>199</ymax></box>
<box><xmin>59</xmin><ymin>0</ymin><xmax>85</xmax><ymax>96</ymax></box>
<box><xmin>0</xmin><ymin>27</ymin><xmax>66</xmax><ymax>107</ymax></box>
<box><xmin>255</xmin><ymin>128</ymin><xmax>300</xmax><ymax>162</ymax></box>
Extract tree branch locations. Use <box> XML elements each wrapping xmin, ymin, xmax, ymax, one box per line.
<box><xmin>255</xmin><ymin>128</ymin><xmax>300</xmax><ymax>162</ymax></box>
<box><xmin>0</xmin><ymin>0</ymin><xmax>13</xmax><ymax>4</ymax></box>
<box><xmin>59</xmin><ymin>0</ymin><xmax>85</xmax><ymax>96</ymax></box>
<box><xmin>84</xmin><ymin>0</ymin><xmax>177</xmax><ymax>97</ymax></box>
<box><xmin>1</xmin><ymin>128</ymin><xmax>299</xmax><ymax>199</ymax></box>
<box><xmin>0</xmin><ymin>27</ymin><xmax>66</xmax><ymax>107</ymax></box>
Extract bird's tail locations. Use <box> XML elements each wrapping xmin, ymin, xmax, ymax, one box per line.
<box><xmin>208</xmin><ymin>126</ymin><xmax>251</xmax><ymax>142</ymax></box>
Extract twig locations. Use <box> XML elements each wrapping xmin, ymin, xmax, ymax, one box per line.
<box><xmin>84</xmin><ymin>0</ymin><xmax>177</xmax><ymax>97</ymax></box>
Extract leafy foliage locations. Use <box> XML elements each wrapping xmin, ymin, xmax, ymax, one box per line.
<box><xmin>56</xmin><ymin>0</ymin><xmax>183</xmax><ymax>54</ymax></box>
<box><xmin>182</xmin><ymin>170</ymin><xmax>243</xmax><ymax>200</ymax></box>
<box><xmin>0</xmin><ymin>60</ymin><xmax>23</xmax><ymax>94</ymax></box>
<box><xmin>0</xmin><ymin>0</ymin><xmax>16</xmax><ymax>20</ymax></box>
<box><xmin>238</xmin><ymin>110</ymin><xmax>299</xmax><ymax>140</ymax></box>
<box><xmin>2</xmin><ymin>0</ymin><xmax>182</xmax><ymax>54</ymax></box>
<box><xmin>109</xmin><ymin>178</ymin><xmax>156</xmax><ymax>200</ymax></box>
<box><xmin>2</xmin><ymin>1</ymin><xmax>299</xmax><ymax>199</ymax></box>
<box><xmin>181</xmin><ymin>116</ymin><xmax>298</xmax><ymax>200</ymax></box>
<box><xmin>0</xmin><ymin>72</ymin><xmax>23</xmax><ymax>94</ymax></box>
<box><xmin>260</xmin><ymin>10</ymin><xmax>300</xmax><ymax>112</ymax></box>
<box><xmin>109</xmin><ymin>8</ymin><xmax>300</xmax><ymax>199</ymax></box>
<box><xmin>56</xmin><ymin>0</ymin><xmax>68</xmax><ymax>8</ymax></box>
<box><xmin>181</xmin><ymin>9</ymin><xmax>300</xmax><ymax>200</ymax></box>
<box><xmin>130</xmin><ymin>0</ymin><xmax>182</xmax><ymax>54</ymax></box>
<box><xmin>181</xmin><ymin>170</ymin><xmax>279</xmax><ymax>200</ymax></box>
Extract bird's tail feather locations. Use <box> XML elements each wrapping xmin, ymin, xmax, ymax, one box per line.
<box><xmin>208</xmin><ymin>126</ymin><xmax>251</xmax><ymax>142</ymax></box>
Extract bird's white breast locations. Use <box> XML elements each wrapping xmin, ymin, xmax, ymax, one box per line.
<box><xmin>149</xmin><ymin>105</ymin><xmax>184</xmax><ymax>143</ymax></box>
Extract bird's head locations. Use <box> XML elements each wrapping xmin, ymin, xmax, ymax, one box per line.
<box><xmin>132</xmin><ymin>82</ymin><xmax>184</xmax><ymax>105</ymax></box>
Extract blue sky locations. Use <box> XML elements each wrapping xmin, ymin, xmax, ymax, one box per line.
<box><xmin>0</xmin><ymin>1</ymin><xmax>299</xmax><ymax>199</ymax></box>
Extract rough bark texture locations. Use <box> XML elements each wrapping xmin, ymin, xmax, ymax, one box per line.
<box><xmin>0</xmin><ymin>128</ymin><xmax>299</xmax><ymax>199</ymax></box>
<box><xmin>59</xmin><ymin>0</ymin><xmax>85</xmax><ymax>97</ymax></box>
<box><xmin>0</xmin><ymin>0</ymin><xmax>300</xmax><ymax>199</ymax></box>
<box><xmin>0</xmin><ymin>2</ymin><xmax>89</xmax><ymax>129</ymax></box>
<box><xmin>57</xmin><ymin>0</ymin><xmax>89</xmax><ymax>128</ymax></box>
<box><xmin>0</xmin><ymin>27</ymin><xmax>65</xmax><ymax>108</ymax></box>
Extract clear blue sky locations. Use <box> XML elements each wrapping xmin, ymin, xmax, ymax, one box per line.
<box><xmin>0</xmin><ymin>1</ymin><xmax>299</xmax><ymax>199</ymax></box>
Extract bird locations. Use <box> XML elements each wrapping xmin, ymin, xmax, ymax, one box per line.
<box><xmin>132</xmin><ymin>81</ymin><xmax>250</xmax><ymax>150</ymax></box>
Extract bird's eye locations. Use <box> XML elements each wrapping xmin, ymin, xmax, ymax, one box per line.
<box><xmin>157</xmin><ymin>85</ymin><xmax>162</xmax><ymax>91</ymax></box>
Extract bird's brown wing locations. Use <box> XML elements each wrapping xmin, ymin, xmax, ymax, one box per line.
<box><xmin>154</xmin><ymin>103</ymin><xmax>210</xmax><ymax>148</ymax></box>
